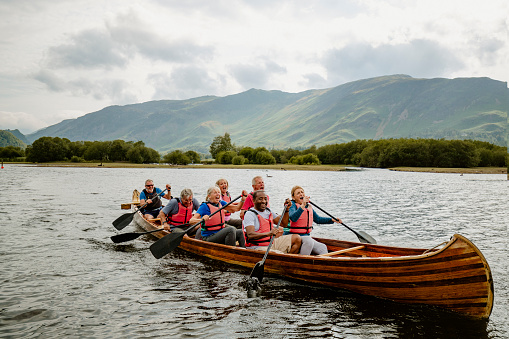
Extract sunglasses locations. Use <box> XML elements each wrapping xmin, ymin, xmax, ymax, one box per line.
<box><xmin>146</xmin><ymin>184</ymin><xmax>154</xmax><ymax>187</ymax></box>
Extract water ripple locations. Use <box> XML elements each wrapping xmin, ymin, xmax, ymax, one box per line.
<box><xmin>0</xmin><ymin>166</ymin><xmax>506</xmax><ymax>338</ymax></box>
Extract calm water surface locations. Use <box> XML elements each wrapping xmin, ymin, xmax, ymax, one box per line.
<box><xmin>0</xmin><ymin>165</ymin><xmax>507</xmax><ymax>338</ymax></box>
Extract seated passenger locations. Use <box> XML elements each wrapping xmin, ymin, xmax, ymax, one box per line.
<box><xmin>240</xmin><ymin>175</ymin><xmax>269</xmax><ymax>219</ymax></box>
<box><xmin>189</xmin><ymin>187</ymin><xmax>247</xmax><ymax>247</ymax></box>
<box><xmin>286</xmin><ymin>185</ymin><xmax>342</xmax><ymax>255</ymax></box>
<box><xmin>216</xmin><ymin>178</ymin><xmax>243</xmax><ymax>229</ymax></box>
<box><xmin>243</xmin><ymin>190</ymin><xmax>301</xmax><ymax>254</ymax></box>
<box><xmin>157</xmin><ymin>188</ymin><xmax>200</xmax><ymax>233</ymax></box>
<box><xmin>139</xmin><ymin>179</ymin><xmax>171</xmax><ymax>220</ymax></box>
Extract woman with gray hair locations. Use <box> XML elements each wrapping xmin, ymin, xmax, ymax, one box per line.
<box><xmin>189</xmin><ymin>186</ymin><xmax>248</xmax><ymax>247</ymax></box>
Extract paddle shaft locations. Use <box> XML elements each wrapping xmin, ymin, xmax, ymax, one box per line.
<box><xmin>260</xmin><ymin>204</ymin><xmax>288</xmax><ymax>263</ymax></box>
<box><xmin>309</xmin><ymin>201</ymin><xmax>374</xmax><ymax>244</ymax></box>
<box><xmin>110</xmin><ymin>222</ymin><xmax>191</xmax><ymax>243</ymax></box>
<box><xmin>112</xmin><ymin>188</ymin><xmax>167</xmax><ymax>230</ymax></box>
<box><xmin>184</xmin><ymin>194</ymin><xmax>243</xmax><ymax>236</ymax></box>
<box><xmin>150</xmin><ymin>194</ymin><xmax>243</xmax><ymax>259</ymax></box>
<box><xmin>249</xmin><ymin>204</ymin><xmax>288</xmax><ymax>280</ymax></box>
<box><xmin>134</xmin><ymin>188</ymin><xmax>168</xmax><ymax>214</ymax></box>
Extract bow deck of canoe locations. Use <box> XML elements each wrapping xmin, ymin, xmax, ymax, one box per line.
<box><xmin>130</xmin><ymin>207</ymin><xmax>493</xmax><ymax>319</ymax></box>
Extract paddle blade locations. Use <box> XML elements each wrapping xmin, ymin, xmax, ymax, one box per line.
<box><xmin>149</xmin><ymin>231</ymin><xmax>186</xmax><ymax>259</ymax></box>
<box><xmin>110</xmin><ymin>232</ymin><xmax>142</xmax><ymax>243</ymax></box>
<box><xmin>249</xmin><ymin>261</ymin><xmax>265</xmax><ymax>282</ymax></box>
<box><xmin>112</xmin><ymin>212</ymin><xmax>135</xmax><ymax>230</ymax></box>
<box><xmin>357</xmin><ymin>231</ymin><xmax>377</xmax><ymax>244</ymax></box>
<box><xmin>246</xmin><ymin>277</ymin><xmax>262</xmax><ymax>298</ymax></box>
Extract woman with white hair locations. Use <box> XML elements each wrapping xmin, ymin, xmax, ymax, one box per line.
<box><xmin>189</xmin><ymin>186</ymin><xmax>247</xmax><ymax>247</ymax></box>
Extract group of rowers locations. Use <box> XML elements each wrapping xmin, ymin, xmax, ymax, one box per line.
<box><xmin>139</xmin><ymin>176</ymin><xmax>343</xmax><ymax>255</ymax></box>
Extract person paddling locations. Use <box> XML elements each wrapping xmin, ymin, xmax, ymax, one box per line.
<box><xmin>243</xmin><ymin>190</ymin><xmax>301</xmax><ymax>254</ymax></box>
<box><xmin>157</xmin><ymin>188</ymin><xmax>200</xmax><ymax>234</ymax></box>
<box><xmin>286</xmin><ymin>185</ymin><xmax>342</xmax><ymax>255</ymax></box>
<box><xmin>139</xmin><ymin>179</ymin><xmax>172</xmax><ymax>220</ymax></box>
<box><xmin>189</xmin><ymin>187</ymin><xmax>248</xmax><ymax>247</ymax></box>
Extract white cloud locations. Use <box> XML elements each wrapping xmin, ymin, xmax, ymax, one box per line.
<box><xmin>148</xmin><ymin>66</ymin><xmax>219</xmax><ymax>100</ymax></box>
<box><xmin>0</xmin><ymin>109</ymin><xmax>83</xmax><ymax>134</ymax></box>
<box><xmin>0</xmin><ymin>0</ymin><xmax>507</xmax><ymax>135</ymax></box>
<box><xmin>47</xmin><ymin>29</ymin><xmax>128</xmax><ymax>69</ymax></box>
<box><xmin>322</xmin><ymin>39</ymin><xmax>463</xmax><ymax>85</ymax></box>
<box><xmin>228</xmin><ymin>60</ymin><xmax>287</xmax><ymax>89</ymax></box>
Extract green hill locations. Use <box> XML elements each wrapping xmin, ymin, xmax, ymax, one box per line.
<box><xmin>0</xmin><ymin>130</ymin><xmax>27</xmax><ymax>148</ymax></box>
<box><xmin>27</xmin><ymin>75</ymin><xmax>508</xmax><ymax>154</ymax></box>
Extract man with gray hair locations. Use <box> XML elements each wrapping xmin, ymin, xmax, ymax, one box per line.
<box><xmin>157</xmin><ymin>188</ymin><xmax>200</xmax><ymax>233</ymax></box>
<box><xmin>139</xmin><ymin>179</ymin><xmax>171</xmax><ymax>220</ymax></box>
<box><xmin>240</xmin><ymin>175</ymin><xmax>269</xmax><ymax>219</ymax></box>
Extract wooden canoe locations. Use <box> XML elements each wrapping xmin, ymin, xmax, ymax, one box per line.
<box><xmin>132</xmin><ymin>210</ymin><xmax>494</xmax><ymax>319</ymax></box>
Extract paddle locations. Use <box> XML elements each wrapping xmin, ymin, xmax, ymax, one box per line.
<box><xmin>112</xmin><ymin>188</ymin><xmax>167</xmax><ymax>230</ymax></box>
<box><xmin>309</xmin><ymin>201</ymin><xmax>377</xmax><ymax>244</ymax></box>
<box><xmin>150</xmin><ymin>195</ymin><xmax>243</xmax><ymax>259</ymax></box>
<box><xmin>110</xmin><ymin>223</ymin><xmax>191</xmax><ymax>243</ymax></box>
<box><xmin>249</xmin><ymin>203</ymin><xmax>289</xmax><ymax>283</ymax></box>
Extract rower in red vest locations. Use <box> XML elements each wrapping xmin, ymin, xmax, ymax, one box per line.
<box><xmin>240</xmin><ymin>175</ymin><xmax>269</xmax><ymax>219</ymax></box>
<box><xmin>243</xmin><ymin>190</ymin><xmax>301</xmax><ymax>254</ymax></box>
<box><xmin>189</xmin><ymin>186</ymin><xmax>248</xmax><ymax>247</ymax></box>
<box><xmin>157</xmin><ymin>188</ymin><xmax>200</xmax><ymax>234</ymax></box>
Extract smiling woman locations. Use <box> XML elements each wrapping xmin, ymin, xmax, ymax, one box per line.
<box><xmin>189</xmin><ymin>186</ymin><xmax>248</xmax><ymax>246</ymax></box>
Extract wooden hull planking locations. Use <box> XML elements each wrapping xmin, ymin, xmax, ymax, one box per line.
<box><xmin>132</xmin><ymin>211</ymin><xmax>493</xmax><ymax>319</ymax></box>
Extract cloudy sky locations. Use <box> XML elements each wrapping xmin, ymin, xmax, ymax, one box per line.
<box><xmin>1</xmin><ymin>0</ymin><xmax>508</xmax><ymax>134</ymax></box>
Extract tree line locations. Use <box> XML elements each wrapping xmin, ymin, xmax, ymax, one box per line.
<box><xmin>0</xmin><ymin>145</ymin><xmax>25</xmax><ymax>160</ymax></box>
<box><xmin>1</xmin><ymin>136</ymin><xmax>201</xmax><ymax>165</ymax></box>
<box><xmin>314</xmin><ymin>138</ymin><xmax>507</xmax><ymax>167</ymax></box>
<box><xmin>2</xmin><ymin>134</ymin><xmax>506</xmax><ymax>168</ymax></box>
<box><xmin>22</xmin><ymin>137</ymin><xmax>162</xmax><ymax>164</ymax></box>
<box><xmin>209</xmin><ymin>133</ymin><xmax>507</xmax><ymax>168</ymax></box>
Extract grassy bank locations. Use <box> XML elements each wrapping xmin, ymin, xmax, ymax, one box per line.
<box><xmin>15</xmin><ymin>162</ymin><xmax>348</xmax><ymax>171</ymax></box>
<box><xmin>6</xmin><ymin>161</ymin><xmax>507</xmax><ymax>174</ymax></box>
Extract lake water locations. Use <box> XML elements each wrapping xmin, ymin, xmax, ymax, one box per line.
<box><xmin>0</xmin><ymin>165</ymin><xmax>507</xmax><ymax>338</ymax></box>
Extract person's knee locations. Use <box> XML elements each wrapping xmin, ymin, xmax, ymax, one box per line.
<box><xmin>291</xmin><ymin>234</ymin><xmax>302</xmax><ymax>246</ymax></box>
<box><xmin>313</xmin><ymin>242</ymin><xmax>328</xmax><ymax>255</ymax></box>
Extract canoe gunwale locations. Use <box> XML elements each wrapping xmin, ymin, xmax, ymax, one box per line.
<box><xmin>131</xmin><ymin>208</ymin><xmax>493</xmax><ymax>319</ymax></box>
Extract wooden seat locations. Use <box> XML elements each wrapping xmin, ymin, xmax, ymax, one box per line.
<box><xmin>319</xmin><ymin>245</ymin><xmax>365</xmax><ymax>257</ymax></box>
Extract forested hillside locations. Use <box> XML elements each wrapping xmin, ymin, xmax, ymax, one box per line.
<box><xmin>0</xmin><ymin>130</ymin><xmax>26</xmax><ymax>148</ymax></box>
<box><xmin>27</xmin><ymin>75</ymin><xmax>508</xmax><ymax>153</ymax></box>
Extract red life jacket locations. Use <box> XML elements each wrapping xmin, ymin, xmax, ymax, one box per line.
<box><xmin>201</xmin><ymin>202</ymin><xmax>225</xmax><ymax>232</ymax></box>
<box><xmin>288</xmin><ymin>202</ymin><xmax>313</xmax><ymax>234</ymax></box>
<box><xmin>244</xmin><ymin>208</ymin><xmax>274</xmax><ymax>247</ymax></box>
<box><xmin>221</xmin><ymin>192</ymin><xmax>231</xmax><ymax>216</ymax></box>
<box><xmin>167</xmin><ymin>199</ymin><xmax>193</xmax><ymax>226</ymax></box>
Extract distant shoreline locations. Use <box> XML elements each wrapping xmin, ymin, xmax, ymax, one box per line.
<box><xmin>389</xmin><ymin>166</ymin><xmax>506</xmax><ymax>174</ymax></box>
<box><xmin>5</xmin><ymin>162</ymin><xmax>507</xmax><ymax>174</ymax></box>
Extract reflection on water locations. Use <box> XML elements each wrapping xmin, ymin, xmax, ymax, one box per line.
<box><xmin>0</xmin><ymin>165</ymin><xmax>507</xmax><ymax>338</ymax></box>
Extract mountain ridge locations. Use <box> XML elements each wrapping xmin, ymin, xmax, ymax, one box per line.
<box><xmin>27</xmin><ymin>75</ymin><xmax>508</xmax><ymax>153</ymax></box>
